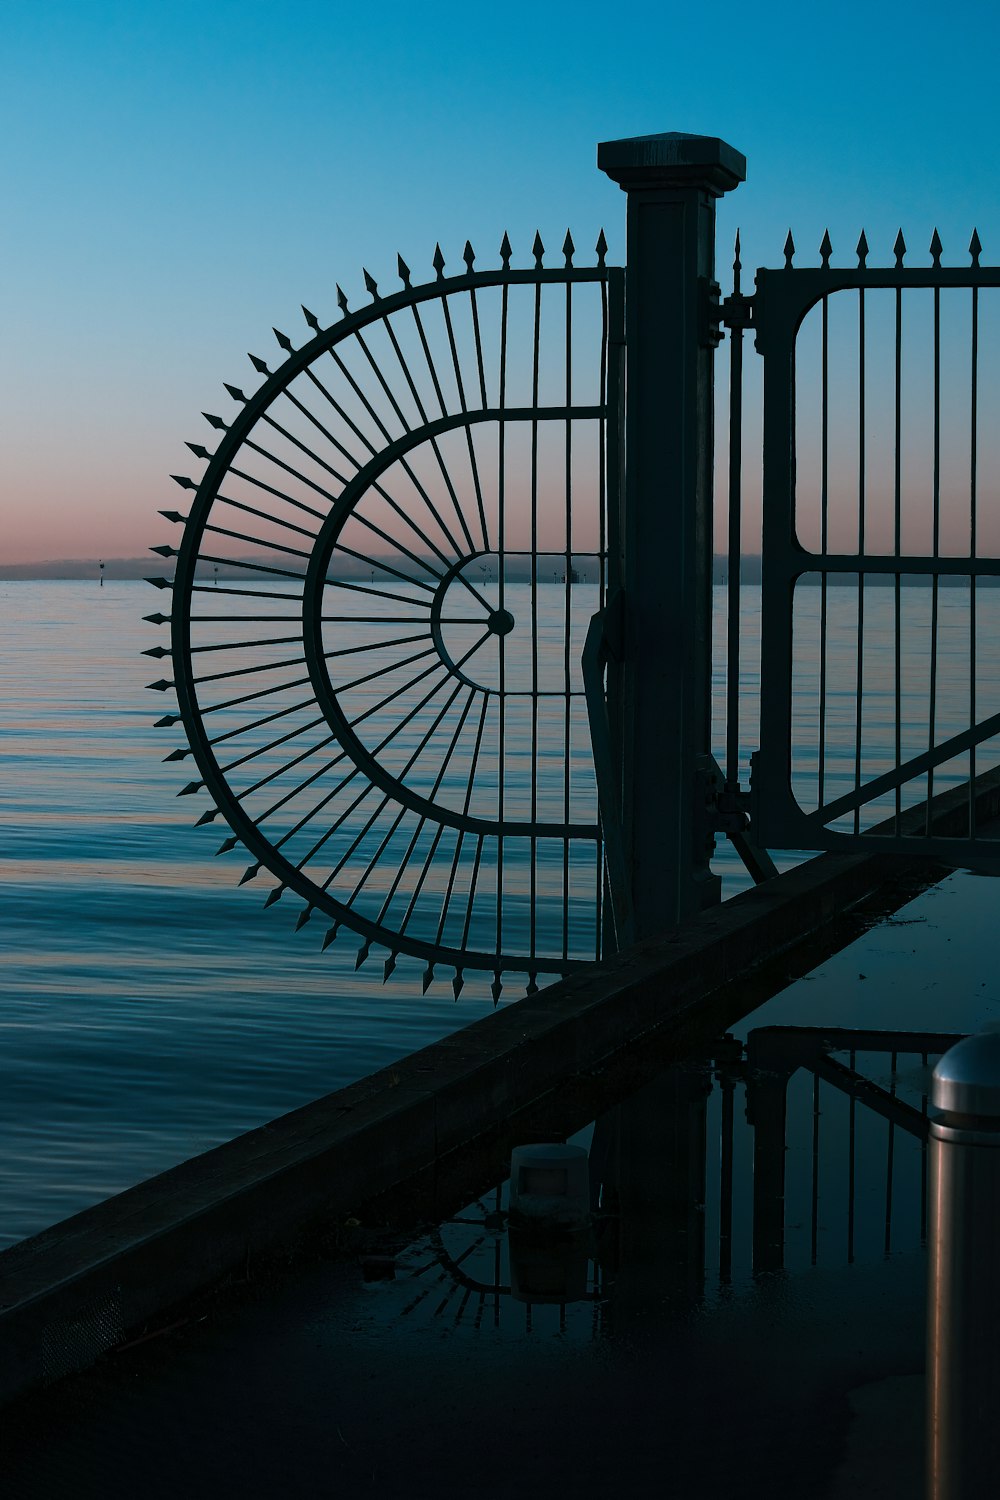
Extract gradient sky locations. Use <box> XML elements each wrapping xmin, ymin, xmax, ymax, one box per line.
<box><xmin>2</xmin><ymin>0</ymin><xmax>999</xmax><ymax>564</ymax></box>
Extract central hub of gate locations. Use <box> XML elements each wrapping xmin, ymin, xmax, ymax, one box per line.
<box><xmin>487</xmin><ymin>608</ymin><xmax>515</xmax><ymax>637</ymax></box>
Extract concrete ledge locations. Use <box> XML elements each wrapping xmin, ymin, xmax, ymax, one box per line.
<box><xmin>3</xmin><ymin>767</ymin><xmax>998</xmax><ymax>1408</ymax></box>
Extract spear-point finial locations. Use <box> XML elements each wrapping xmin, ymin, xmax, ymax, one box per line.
<box><xmin>322</xmin><ymin>922</ymin><xmax>340</xmax><ymax>951</ymax></box>
<box><xmin>295</xmin><ymin>906</ymin><xmax>313</xmax><ymax>931</ymax></box>
<box><xmin>264</xmin><ymin>885</ymin><xmax>284</xmax><ymax>907</ymax></box>
<box><xmin>195</xmin><ymin>808</ymin><xmax>218</xmax><ymax>826</ymax></box>
<box><xmin>158</xmin><ymin>509</ymin><xmax>185</xmax><ymax>524</ymax></box>
<box><xmin>149</xmin><ymin>545</ymin><xmax>175</xmax><ymax>559</ymax></box>
<box><xmin>248</xmin><ymin>353</ymin><xmax>269</xmax><ymax>375</ymax></box>
<box><xmin>491</xmin><ymin>971</ymin><xmax>503</xmax><ymax>1004</ymax></box>
<box><xmin>363</xmin><ymin>267</ymin><xmax>378</xmax><ymax>298</ymax></box>
<box><xmin>819</xmin><ymin>229</ymin><xmax>832</xmax><ymax>269</ymax></box>
<box><xmin>970</xmin><ymin>228</ymin><xmax>982</xmax><ymax>267</ymax></box>
<box><xmin>382</xmin><ymin>951</ymin><xmax>397</xmax><ymax>983</ymax></box>
<box><xmin>273</xmin><ymin>327</ymin><xmax>293</xmax><ymax>352</ymax></box>
<box><xmin>531</xmin><ymin>231</ymin><xmax>544</xmax><ymax>268</ymax></box>
<box><xmin>432</xmin><ymin>243</ymin><xmax>446</xmax><ymax>279</ymax></box>
<box><xmin>302</xmin><ymin>304</ymin><xmax>321</xmax><ymax>332</ymax></box>
<box><xmin>144</xmin><ymin>613</ymin><xmax>171</xmax><ymax>626</ymax></box>
<box><xmin>239</xmin><ymin>862</ymin><xmax>260</xmax><ymax>885</ymax></box>
<box><xmin>893</xmin><ymin>229</ymin><xmax>907</xmax><ymax>268</ymax></box>
<box><xmin>463</xmin><ymin>239</ymin><xmax>475</xmax><ymax>271</ymax></box>
<box><xmin>142</xmin><ymin>644</ymin><xmax>171</xmax><ymax>658</ymax></box>
<box><xmin>161</xmin><ymin>746</ymin><xmax>186</xmax><ymax>760</ymax></box>
<box><xmin>203</xmin><ymin>412</ymin><xmax>227</xmax><ymax>430</ymax></box>
<box><xmin>170</xmin><ymin>475</ymin><xmax>196</xmax><ymax>490</ymax></box>
<box><xmin>146</xmin><ymin>576</ymin><xmax>172</xmax><ymax>590</ymax></box>
<box><xmin>146</xmin><ymin>674</ymin><xmax>172</xmax><ymax>689</ymax></box>
<box><xmin>930</xmin><ymin>228</ymin><xmax>943</xmax><ymax>268</ymax></box>
<box><xmin>177</xmin><ymin>779</ymin><xmax>202</xmax><ymax>795</ymax></box>
<box><xmin>783</xmin><ymin>230</ymin><xmax>795</xmax><ymax>269</ymax></box>
<box><xmin>397</xmin><ymin>252</ymin><xmax>411</xmax><ymax>287</ymax></box>
<box><xmin>452</xmin><ymin>970</ymin><xmax>464</xmax><ymax>999</ymax></box>
<box><xmin>215</xmin><ymin>835</ymin><xmax>238</xmax><ymax>854</ymax></box>
<box><xmin>595</xmin><ymin>228</ymin><xmax>608</xmax><ymax>267</ymax></box>
<box><xmin>354</xmin><ymin>940</ymin><xmax>371</xmax><ymax>971</ymax></box>
<box><xmin>186</xmin><ymin>442</ymin><xmax>211</xmax><ymax>460</ymax></box>
<box><xmin>153</xmin><ymin>712</ymin><xmax>179</xmax><ymax>726</ymax></box>
<box><xmin>500</xmin><ymin>231</ymin><xmax>513</xmax><ymax>268</ymax></box>
<box><xmin>421</xmin><ymin>965</ymin><xmax>434</xmax><ymax>994</ymax></box>
<box><xmin>856</xmin><ymin>229</ymin><xmax>869</xmax><ymax>268</ymax></box>
<box><xmin>562</xmin><ymin>229</ymin><xmax>575</xmax><ymax>267</ymax></box>
<box><xmin>224</xmin><ymin>384</ymin><xmax>247</xmax><ymax>403</ymax></box>
<box><xmin>336</xmin><ymin>284</ymin><xmax>349</xmax><ymax>315</ymax></box>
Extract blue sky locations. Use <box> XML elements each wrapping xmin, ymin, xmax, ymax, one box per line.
<box><xmin>2</xmin><ymin>0</ymin><xmax>998</xmax><ymax>561</ymax></box>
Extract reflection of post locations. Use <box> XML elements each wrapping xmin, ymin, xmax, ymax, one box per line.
<box><xmin>746</xmin><ymin>1032</ymin><xmax>794</xmax><ymax>1274</ymax></box>
<box><xmin>597</xmin><ymin>132</ymin><xmax>745</xmax><ymax>934</ymax></box>
<box><xmin>927</xmin><ymin>1033</ymin><xmax>1000</xmax><ymax>1500</ymax></box>
<box><xmin>593</xmin><ymin>1061</ymin><xmax>710</xmax><ymax>1319</ymax></box>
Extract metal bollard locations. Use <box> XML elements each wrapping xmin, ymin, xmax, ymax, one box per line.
<box><xmin>927</xmin><ymin>1032</ymin><xmax>1000</xmax><ymax>1500</ymax></box>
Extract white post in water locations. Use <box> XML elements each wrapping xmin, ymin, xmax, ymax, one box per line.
<box><xmin>927</xmin><ymin>1032</ymin><xmax>1000</xmax><ymax>1499</ymax></box>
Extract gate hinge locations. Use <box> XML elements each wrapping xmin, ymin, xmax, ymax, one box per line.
<box><xmin>695</xmin><ymin>755</ymin><xmax>750</xmax><ymax>836</ymax></box>
<box><xmin>703</xmin><ymin>279</ymin><xmax>756</xmax><ymax>346</ymax></box>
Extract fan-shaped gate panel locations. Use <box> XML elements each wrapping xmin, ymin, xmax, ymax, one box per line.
<box><xmin>151</xmin><ymin>238</ymin><xmax>620</xmax><ymax>992</ymax></box>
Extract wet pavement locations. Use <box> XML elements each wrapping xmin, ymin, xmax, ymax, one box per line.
<box><xmin>4</xmin><ymin>870</ymin><xmax>1000</xmax><ymax>1498</ymax></box>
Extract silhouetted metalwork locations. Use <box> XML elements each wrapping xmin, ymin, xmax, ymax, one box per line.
<box><xmin>149</xmin><ymin>236</ymin><xmax>618</xmax><ymax>990</ymax></box>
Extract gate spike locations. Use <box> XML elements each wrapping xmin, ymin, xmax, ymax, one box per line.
<box><xmin>562</xmin><ymin>229</ymin><xmax>575</xmax><ymax>267</ymax></box>
<box><xmin>432</xmin><ymin>243</ymin><xmax>446</xmax><ymax>279</ymax></box>
<box><xmin>216</xmin><ymin>835</ymin><xmax>238</xmax><ymax>854</ymax></box>
<box><xmin>595</xmin><ymin>228</ymin><xmax>608</xmax><ymax>266</ymax></box>
<box><xmin>856</xmin><ymin>229</ymin><xmax>869</xmax><ymax>268</ymax></box>
<box><xmin>452</xmin><ymin>970</ymin><xmax>464</xmax><ymax>999</ymax></box>
<box><xmin>195</xmin><ymin>808</ymin><xmax>219</xmax><ymax>826</ymax></box>
<box><xmin>202</xmin><ymin>412</ymin><xmax>228</xmax><ymax>430</ymax></box>
<box><xmin>463</xmin><ymin>239</ymin><xmax>475</xmax><ymax>271</ymax></box>
<box><xmin>295</xmin><ymin>905</ymin><xmax>313</xmax><ymax>931</ymax></box>
<box><xmin>301</xmin><ymin>305</ymin><xmax>321</xmax><ymax>332</ymax></box>
<box><xmin>336</xmin><ymin>284</ymin><xmax>349</xmax><ymax>314</ymax></box>
<box><xmin>354</xmin><ymin>940</ymin><xmax>371</xmax><ymax>971</ymax></box>
<box><xmin>239</xmin><ymin>862</ymin><xmax>260</xmax><ymax>885</ymax></box>
<box><xmin>893</xmin><ymin>229</ymin><xmax>907</xmax><ymax>268</ymax></box>
<box><xmin>421</xmin><ymin>964</ymin><xmax>435</xmax><ymax>994</ymax></box>
<box><xmin>170</xmin><ymin>475</ymin><xmax>196</xmax><ymax>490</ymax></box>
<box><xmin>178</xmin><ymin>780</ymin><xmax>202</xmax><ymax>796</ymax></box>
<box><xmin>273</xmin><ymin>327</ymin><xmax>293</xmax><ymax>352</ymax></box>
<box><xmin>491</xmin><ymin>971</ymin><xmax>503</xmax><ymax>1004</ymax></box>
<box><xmin>783</xmin><ymin>230</ymin><xmax>795</xmax><ymax>268</ymax></box>
<box><xmin>224</xmin><ymin>384</ymin><xmax>247</xmax><ymax>403</ymax></box>
<box><xmin>162</xmin><ymin>747</ymin><xmax>187</xmax><ymax>761</ymax></box>
<box><xmin>264</xmin><ymin>885</ymin><xmax>284</xmax><ymax>907</ymax></box>
<box><xmin>531</xmin><ymin>231</ymin><xmax>544</xmax><ymax>267</ymax></box>
<box><xmin>382</xmin><ymin>951</ymin><xmax>397</xmax><ymax>983</ymax></box>
<box><xmin>970</xmin><ymin>228</ymin><xmax>983</xmax><ymax>267</ymax></box>
<box><xmin>144</xmin><ymin>613</ymin><xmax>170</xmax><ymax>625</ymax></box>
<box><xmin>321</xmin><ymin>922</ymin><xmax>340</xmax><ymax>951</ymax></box>
<box><xmin>248</xmin><ymin>353</ymin><xmax>269</xmax><ymax>375</ymax></box>
<box><xmin>142</xmin><ymin>644</ymin><xmax>170</xmax><ymax>658</ymax></box>
<box><xmin>500</xmin><ymin>231</ymin><xmax>513</xmax><ymax>268</ymax></box>
<box><xmin>363</xmin><ymin>267</ymin><xmax>378</xmax><ymax>298</ymax></box>
<box><xmin>930</xmin><ymin>228</ymin><xmax>943</xmax><ymax>267</ymax></box>
<box><xmin>149</xmin><ymin>546</ymin><xmax>175</xmax><ymax>560</ymax></box>
<box><xmin>153</xmin><ymin>713</ymin><xmax>178</xmax><ymax>727</ymax></box>
<box><xmin>186</xmin><ymin>442</ymin><xmax>211</xmax><ymax>460</ymax></box>
<box><xmin>819</xmin><ymin>229</ymin><xmax>832</xmax><ymax>269</ymax></box>
<box><xmin>397</xmin><ymin>252</ymin><xmax>411</xmax><ymax>286</ymax></box>
<box><xmin>145</xmin><ymin>577</ymin><xmax>172</xmax><ymax>590</ymax></box>
<box><xmin>146</xmin><ymin>677</ymin><xmax>173</xmax><ymax>691</ymax></box>
<box><xmin>158</xmin><ymin>510</ymin><xmax>185</xmax><ymax>525</ymax></box>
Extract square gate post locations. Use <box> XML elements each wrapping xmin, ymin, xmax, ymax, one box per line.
<box><xmin>598</xmin><ymin>132</ymin><xmax>745</xmax><ymax>935</ymax></box>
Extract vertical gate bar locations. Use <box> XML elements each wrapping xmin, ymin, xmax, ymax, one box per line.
<box><xmin>496</xmin><ymin>280</ymin><xmax>509</xmax><ymax>968</ymax></box>
<box><xmin>884</xmin><ymin>1048</ymin><xmax>898</xmax><ymax>1254</ymax></box>
<box><xmin>970</xmin><ymin>283</ymin><xmax>979</xmax><ymax>836</ymax></box>
<box><xmin>819</xmin><ymin>293</ymin><xmax>829</xmax><ymax>810</ymax></box>
<box><xmin>927</xmin><ymin>284</ymin><xmax>942</xmax><ymax>832</ymax></box>
<box><xmin>725</xmin><ymin>232</ymin><xmax>744</xmax><ymax>788</ymax></box>
<box><xmin>719</xmin><ymin>1074</ymin><xmax>735</xmax><ymax>1283</ymax></box>
<box><xmin>563</xmin><ymin>279</ymin><xmax>573</xmax><ymax>960</ymax></box>
<box><xmin>598</xmin><ymin>132</ymin><xmax>745</xmax><ymax>933</ymax></box>
<box><xmin>854</xmin><ymin>286</ymin><xmax>866</xmax><ymax>835</ymax></box>
<box><xmin>894</xmin><ymin>285</ymin><xmax>903</xmax><ymax>833</ymax></box>
<box><xmin>530</xmin><ymin>277</ymin><xmax>542</xmax><ymax>964</ymax></box>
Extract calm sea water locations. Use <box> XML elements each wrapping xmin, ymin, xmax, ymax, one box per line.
<box><xmin>0</xmin><ymin>579</ymin><xmax>989</xmax><ymax>1246</ymax></box>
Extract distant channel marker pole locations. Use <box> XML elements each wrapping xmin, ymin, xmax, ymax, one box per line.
<box><xmin>598</xmin><ymin>132</ymin><xmax>746</xmax><ymax>936</ymax></box>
